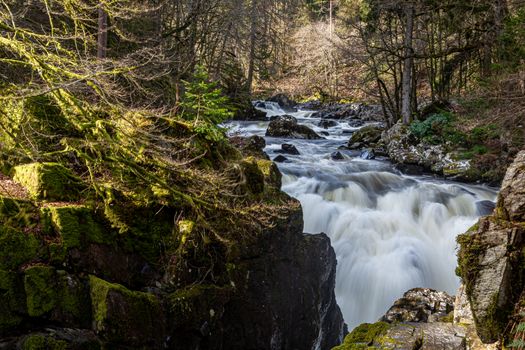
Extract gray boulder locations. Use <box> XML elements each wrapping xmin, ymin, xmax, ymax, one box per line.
<box><xmin>266</xmin><ymin>116</ymin><xmax>323</xmax><ymax>139</ymax></box>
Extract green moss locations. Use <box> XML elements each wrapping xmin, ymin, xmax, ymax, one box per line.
<box><xmin>41</xmin><ymin>205</ymin><xmax>107</xmax><ymax>249</ymax></box>
<box><xmin>256</xmin><ymin>159</ymin><xmax>282</xmax><ymax>188</ymax></box>
<box><xmin>241</xmin><ymin>159</ymin><xmax>265</xmax><ymax>194</ymax></box>
<box><xmin>21</xmin><ymin>335</ymin><xmax>68</xmax><ymax>350</ymax></box>
<box><xmin>0</xmin><ymin>196</ymin><xmax>37</xmax><ymax>228</ymax></box>
<box><xmin>13</xmin><ymin>163</ymin><xmax>85</xmax><ymax>201</ymax></box>
<box><xmin>0</xmin><ymin>269</ymin><xmax>26</xmax><ymax>331</ymax></box>
<box><xmin>89</xmin><ymin>275</ymin><xmax>162</xmax><ymax>342</ymax></box>
<box><xmin>456</xmin><ymin>222</ymin><xmax>482</xmax><ymax>278</ymax></box>
<box><xmin>0</xmin><ymin>226</ymin><xmax>40</xmax><ymax>270</ymax></box>
<box><xmin>332</xmin><ymin>322</ymin><xmax>390</xmax><ymax>350</ymax></box>
<box><xmin>24</xmin><ymin>266</ymin><xmax>58</xmax><ymax>317</ymax></box>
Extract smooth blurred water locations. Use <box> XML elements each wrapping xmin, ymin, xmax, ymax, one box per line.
<box><xmin>225</xmin><ymin>103</ymin><xmax>497</xmax><ymax>330</ymax></box>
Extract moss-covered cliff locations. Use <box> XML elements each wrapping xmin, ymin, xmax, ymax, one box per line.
<box><xmin>0</xmin><ymin>131</ymin><xmax>344</xmax><ymax>349</ymax></box>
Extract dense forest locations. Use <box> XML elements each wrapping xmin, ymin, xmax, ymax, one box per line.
<box><xmin>0</xmin><ymin>0</ymin><xmax>525</xmax><ymax>349</ymax></box>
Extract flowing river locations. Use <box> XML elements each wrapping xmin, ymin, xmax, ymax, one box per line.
<box><xmin>226</xmin><ymin>102</ymin><xmax>498</xmax><ymax>330</ymax></box>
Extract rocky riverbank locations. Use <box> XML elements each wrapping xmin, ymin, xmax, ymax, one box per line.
<box><xmin>246</xmin><ymin>95</ymin><xmax>520</xmax><ymax>185</ymax></box>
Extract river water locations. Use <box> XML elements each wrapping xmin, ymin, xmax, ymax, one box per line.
<box><xmin>226</xmin><ymin>102</ymin><xmax>497</xmax><ymax>330</ymax></box>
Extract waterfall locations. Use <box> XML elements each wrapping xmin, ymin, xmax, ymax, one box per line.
<box><xmin>227</xmin><ymin>102</ymin><xmax>498</xmax><ymax>330</ymax></box>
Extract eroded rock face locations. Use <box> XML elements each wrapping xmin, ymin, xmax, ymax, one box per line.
<box><xmin>266</xmin><ymin>115</ymin><xmax>323</xmax><ymax>139</ymax></box>
<box><xmin>220</xmin><ymin>213</ymin><xmax>345</xmax><ymax>350</ymax></box>
<box><xmin>381</xmin><ymin>288</ymin><xmax>454</xmax><ymax>323</ymax></box>
<box><xmin>457</xmin><ymin>150</ymin><xmax>525</xmax><ymax>343</ymax></box>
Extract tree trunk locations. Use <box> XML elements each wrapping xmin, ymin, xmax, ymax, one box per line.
<box><xmin>245</xmin><ymin>0</ymin><xmax>257</xmax><ymax>94</ymax></box>
<box><xmin>401</xmin><ymin>4</ymin><xmax>415</xmax><ymax>124</ymax></box>
<box><xmin>97</xmin><ymin>5</ymin><xmax>108</xmax><ymax>59</ymax></box>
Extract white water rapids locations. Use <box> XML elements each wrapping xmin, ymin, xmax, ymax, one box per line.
<box><xmin>226</xmin><ymin>102</ymin><xmax>497</xmax><ymax>330</ymax></box>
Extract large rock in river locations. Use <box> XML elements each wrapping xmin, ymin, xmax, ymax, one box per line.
<box><xmin>266</xmin><ymin>115</ymin><xmax>323</xmax><ymax>139</ymax></box>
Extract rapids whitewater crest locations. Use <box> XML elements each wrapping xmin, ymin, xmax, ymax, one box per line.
<box><xmin>226</xmin><ymin>102</ymin><xmax>498</xmax><ymax>330</ymax></box>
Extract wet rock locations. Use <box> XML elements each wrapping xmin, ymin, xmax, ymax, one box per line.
<box><xmin>348</xmin><ymin>125</ymin><xmax>385</xmax><ymax>148</ymax></box>
<box><xmin>267</xmin><ymin>93</ymin><xmax>297</xmax><ymax>112</ymax></box>
<box><xmin>266</xmin><ymin>115</ymin><xmax>323</xmax><ymax>139</ymax></box>
<box><xmin>381</xmin><ymin>288</ymin><xmax>454</xmax><ymax>324</ymax></box>
<box><xmin>395</xmin><ymin>163</ymin><xmax>426</xmax><ymax>176</ymax></box>
<box><xmin>476</xmin><ymin>200</ymin><xmax>496</xmax><ymax>216</ymax></box>
<box><xmin>275</xmin><ymin>143</ymin><xmax>300</xmax><ymax>155</ymax></box>
<box><xmin>273</xmin><ymin>155</ymin><xmax>289</xmax><ymax>163</ymax></box>
<box><xmin>347</xmin><ymin>119</ymin><xmax>366</xmax><ymax>128</ymax></box>
<box><xmin>331</xmin><ymin>151</ymin><xmax>345</xmax><ymax>160</ymax></box>
<box><xmin>318</xmin><ymin>119</ymin><xmax>338</xmax><ymax>129</ymax></box>
<box><xmin>320</xmin><ymin>131</ymin><xmax>330</xmax><ymax>136</ymax></box>
<box><xmin>360</xmin><ymin>149</ymin><xmax>375</xmax><ymax>160</ymax></box>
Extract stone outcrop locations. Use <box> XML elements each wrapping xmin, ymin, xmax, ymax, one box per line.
<box><xmin>0</xmin><ymin>152</ymin><xmax>345</xmax><ymax>349</ymax></box>
<box><xmin>379</xmin><ymin>122</ymin><xmax>479</xmax><ymax>180</ymax></box>
<box><xmin>381</xmin><ymin>288</ymin><xmax>454</xmax><ymax>323</ymax></box>
<box><xmin>266</xmin><ymin>115</ymin><xmax>323</xmax><ymax>139</ymax></box>
<box><xmin>457</xmin><ymin>150</ymin><xmax>525</xmax><ymax>344</ymax></box>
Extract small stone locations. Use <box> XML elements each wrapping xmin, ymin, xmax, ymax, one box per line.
<box><xmin>330</xmin><ymin>152</ymin><xmax>344</xmax><ymax>161</ymax></box>
<box><xmin>273</xmin><ymin>155</ymin><xmax>289</xmax><ymax>163</ymax></box>
<box><xmin>275</xmin><ymin>144</ymin><xmax>300</xmax><ymax>155</ymax></box>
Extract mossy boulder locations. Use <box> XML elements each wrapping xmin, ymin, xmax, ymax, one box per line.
<box><xmin>13</xmin><ymin>163</ymin><xmax>85</xmax><ymax>201</ymax></box>
<box><xmin>0</xmin><ymin>226</ymin><xmax>40</xmax><ymax>270</ymax></box>
<box><xmin>89</xmin><ymin>275</ymin><xmax>166</xmax><ymax>347</ymax></box>
<box><xmin>0</xmin><ymin>269</ymin><xmax>26</xmax><ymax>331</ymax></box>
<box><xmin>348</xmin><ymin>125</ymin><xmax>385</xmax><ymax>148</ymax></box>
<box><xmin>41</xmin><ymin>205</ymin><xmax>108</xmax><ymax>250</ymax></box>
<box><xmin>333</xmin><ymin>322</ymin><xmax>390</xmax><ymax>349</ymax></box>
<box><xmin>24</xmin><ymin>266</ymin><xmax>58</xmax><ymax>317</ymax></box>
<box><xmin>23</xmin><ymin>266</ymin><xmax>91</xmax><ymax>326</ymax></box>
